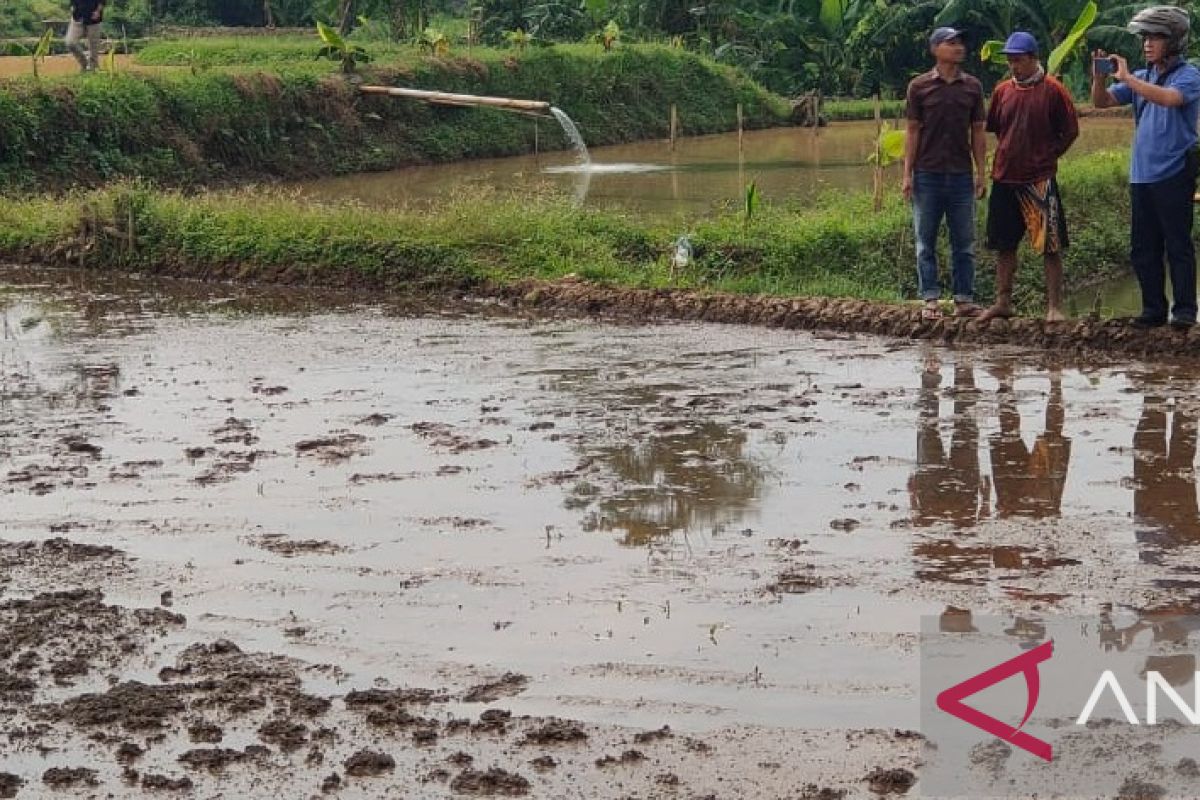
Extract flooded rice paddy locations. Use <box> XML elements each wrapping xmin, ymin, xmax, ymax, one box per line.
<box><xmin>1</xmin><ymin>265</ymin><xmax>1198</xmax><ymax>797</ymax></box>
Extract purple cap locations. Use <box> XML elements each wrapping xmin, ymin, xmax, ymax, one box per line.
<box><xmin>929</xmin><ymin>27</ymin><xmax>964</xmax><ymax>47</ymax></box>
<box><xmin>1000</xmin><ymin>31</ymin><xmax>1039</xmax><ymax>54</ymax></box>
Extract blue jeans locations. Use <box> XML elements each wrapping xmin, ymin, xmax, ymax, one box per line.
<box><xmin>913</xmin><ymin>171</ymin><xmax>976</xmax><ymax>303</ymax></box>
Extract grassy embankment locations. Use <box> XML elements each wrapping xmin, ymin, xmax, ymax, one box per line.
<box><xmin>0</xmin><ymin>38</ymin><xmax>1133</xmax><ymax>313</ymax></box>
<box><xmin>0</xmin><ymin>43</ymin><xmax>789</xmax><ymax>188</ymax></box>
<box><xmin>0</xmin><ymin>149</ymin><xmax>1130</xmax><ymax>312</ymax></box>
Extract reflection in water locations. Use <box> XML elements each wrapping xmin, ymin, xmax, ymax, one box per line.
<box><xmin>909</xmin><ymin>359</ymin><xmax>987</xmax><ymax>528</ymax></box>
<box><xmin>538</xmin><ymin>362</ymin><xmax>767</xmax><ymax>547</ymax></box>
<box><xmin>911</xmin><ymin>360</ymin><xmax>1081</xmax><ymax>587</ymax></box>
<box><xmin>939</xmin><ymin>606</ymin><xmax>978</xmax><ymax>633</ymax></box>
<box><xmin>989</xmin><ymin>366</ymin><xmax>1071</xmax><ymax>519</ymax></box>
<box><xmin>1133</xmin><ymin>393</ymin><xmax>1200</xmax><ymax>557</ymax></box>
<box><xmin>1100</xmin><ymin>610</ymin><xmax>1200</xmax><ymax>689</ymax></box>
<box><xmin>583</xmin><ymin>421</ymin><xmax>764</xmax><ymax>547</ymax></box>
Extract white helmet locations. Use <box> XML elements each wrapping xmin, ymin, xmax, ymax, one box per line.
<box><xmin>1128</xmin><ymin>5</ymin><xmax>1190</xmax><ymax>55</ymax></box>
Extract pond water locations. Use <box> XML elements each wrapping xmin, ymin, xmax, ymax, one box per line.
<box><xmin>291</xmin><ymin>118</ymin><xmax>1134</xmax><ymax>218</ymax></box>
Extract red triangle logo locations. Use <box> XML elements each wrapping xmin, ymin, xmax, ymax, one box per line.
<box><xmin>936</xmin><ymin>639</ymin><xmax>1054</xmax><ymax>762</ymax></box>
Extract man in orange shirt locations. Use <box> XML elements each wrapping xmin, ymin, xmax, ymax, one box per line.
<box><xmin>978</xmin><ymin>32</ymin><xmax>1079</xmax><ymax>323</ymax></box>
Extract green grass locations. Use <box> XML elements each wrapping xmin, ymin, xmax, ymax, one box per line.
<box><xmin>0</xmin><ymin>150</ymin><xmax>1133</xmax><ymax>313</ymax></box>
<box><xmin>824</xmin><ymin>97</ymin><xmax>907</xmax><ymax>122</ymax></box>
<box><xmin>0</xmin><ymin>44</ymin><xmax>791</xmax><ymax>189</ymax></box>
<box><xmin>135</xmin><ymin>35</ymin><xmax>414</xmax><ymax>67</ymax></box>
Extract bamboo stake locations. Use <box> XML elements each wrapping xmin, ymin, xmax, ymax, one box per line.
<box><xmin>737</xmin><ymin>103</ymin><xmax>743</xmax><ymax>154</ymax></box>
<box><xmin>670</xmin><ymin>104</ymin><xmax>678</xmax><ymax>150</ymax></box>
<box><xmin>359</xmin><ymin>85</ymin><xmax>552</xmax><ymax>114</ymax></box>
<box><xmin>873</xmin><ymin>92</ymin><xmax>883</xmax><ymax>213</ymax></box>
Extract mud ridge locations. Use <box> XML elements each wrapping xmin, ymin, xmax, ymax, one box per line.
<box><xmin>489</xmin><ymin>279</ymin><xmax>1200</xmax><ymax>364</ymax></box>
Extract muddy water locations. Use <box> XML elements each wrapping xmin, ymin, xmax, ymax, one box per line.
<box><xmin>291</xmin><ymin>118</ymin><xmax>1133</xmax><ymax>217</ymax></box>
<box><xmin>0</xmin><ymin>54</ymin><xmax>136</xmax><ymax>77</ymax></box>
<box><xmin>3</xmin><ymin>265</ymin><xmax>1199</xmax><ymax>795</ymax></box>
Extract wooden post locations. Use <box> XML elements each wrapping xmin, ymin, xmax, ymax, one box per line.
<box><xmin>737</xmin><ymin>103</ymin><xmax>743</xmax><ymax>154</ymax></box>
<box><xmin>534</xmin><ymin>117</ymin><xmax>539</xmax><ymax>156</ymax></box>
<box><xmin>670</xmin><ymin>104</ymin><xmax>678</xmax><ymax>150</ymax></box>
<box><xmin>873</xmin><ymin>92</ymin><xmax>883</xmax><ymax>212</ymax></box>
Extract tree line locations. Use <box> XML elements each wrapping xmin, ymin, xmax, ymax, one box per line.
<box><xmin>1</xmin><ymin>0</ymin><xmax>1194</xmax><ymax>97</ymax></box>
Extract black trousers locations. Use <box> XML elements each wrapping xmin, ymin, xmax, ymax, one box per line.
<box><xmin>1131</xmin><ymin>165</ymin><xmax>1198</xmax><ymax>323</ymax></box>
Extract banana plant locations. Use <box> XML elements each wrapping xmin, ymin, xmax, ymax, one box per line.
<box><xmin>315</xmin><ymin>19</ymin><xmax>372</xmax><ymax>74</ymax></box>
<box><xmin>1048</xmin><ymin>0</ymin><xmax>1097</xmax><ymax>75</ymax></box>
<box><xmin>596</xmin><ymin>20</ymin><xmax>620</xmax><ymax>51</ymax></box>
<box><xmin>744</xmin><ymin>179</ymin><xmax>760</xmax><ymax>228</ymax></box>
<box><xmin>867</xmin><ymin>122</ymin><xmax>906</xmax><ymax>168</ymax></box>
<box><xmin>418</xmin><ymin>26</ymin><xmax>450</xmax><ymax>55</ymax></box>
<box><xmin>504</xmin><ymin>28</ymin><xmax>531</xmax><ymax>51</ymax></box>
<box><xmin>979</xmin><ymin>0</ymin><xmax>1096</xmax><ymax>74</ymax></box>
<box><xmin>28</xmin><ymin>26</ymin><xmax>53</xmax><ymax>79</ymax></box>
<box><xmin>868</xmin><ymin>121</ymin><xmax>906</xmax><ymax>212</ymax></box>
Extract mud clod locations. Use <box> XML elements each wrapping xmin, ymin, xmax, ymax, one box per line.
<box><xmin>0</xmin><ymin>774</ymin><xmax>22</xmax><ymax>799</ymax></box>
<box><xmin>116</xmin><ymin>741</ymin><xmax>145</xmax><ymax>762</ymax></box>
<box><xmin>633</xmin><ymin>726</ymin><xmax>673</xmax><ymax>744</ymax></box>
<box><xmin>178</xmin><ymin>747</ymin><xmax>248</xmax><ymax>771</ymax></box>
<box><xmin>1118</xmin><ymin>777</ymin><xmax>1167</xmax><ymax>800</ymax></box>
<box><xmin>188</xmin><ymin>721</ymin><xmax>223</xmax><ymax>743</ymax></box>
<box><xmin>865</xmin><ymin>767</ymin><xmax>916</xmax><ymax>795</ymax></box>
<box><xmin>247</xmin><ymin>534</ymin><xmax>345</xmax><ymax>558</ymax></box>
<box><xmin>767</xmin><ymin>569</ymin><xmax>826</xmax><ymax>594</ymax></box>
<box><xmin>42</xmin><ymin>767</ymin><xmax>98</xmax><ymax>787</ymax></box>
<box><xmin>343</xmin><ymin>749</ymin><xmax>395</xmax><ymax>777</ymax></box>
<box><xmin>596</xmin><ymin>749</ymin><xmax>646</xmax><ymax>767</ymax></box>
<box><xmin>449</xmin><ymin>767</ymin><xmax>531</xmax><ymax>796</ymax></box>
<box><xmin>140</xmin><ymin>773</ymin><xmax>194</xmax><ymax>791</ymax></box>
<box><xmin>45</xmin><ymin>681</ymin><xmax>187</xmax><ymax>731</ymax></box>
<box><xmin>463</xmin><ymin>672</ymin><xmax>529</xmax><ymax>703</ymax></box>
<box><xmin>473</xmin><ymin>708</ymin><xmax>513</xmax><ymax>734</ymax></box>
<box><xmin>258</xmin><ymin>718</ymin><xmax>308</xmax><ymax>751</ymax></box>
<box><xmin>295</xmin><ymin>433</ymin><xmax>369</xmax><ymax>463</ymax></box>
<box><xmin>520</xmin><ymin>719</ymin><xmax>587</xmax><ymax>746</ymax></box>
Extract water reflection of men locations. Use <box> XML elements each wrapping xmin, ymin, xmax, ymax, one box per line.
<box><xmin>1099</xmin><ymin>608</ymin><xmax>1199</xmax><ymax>690</ymax></box>
<box><xmin>989</xmin><ymin>366</ymin><xmax>1071</xmax><ymax>518</ymax></box>
<box><xmin>1133</xmin><ymin>393</ymin><xmax>1200</xmax><ymax>554</ymax></box>
<box><xmin>909</xmin><ymin>359</ymin><xmax>989</xmax><ymax>527</ymax></box>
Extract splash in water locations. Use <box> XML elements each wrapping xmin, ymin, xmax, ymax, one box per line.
<box><xmin>549</xmin><ymin>106</ymin><xmax>590</xmax><ymax>166</ymax></box>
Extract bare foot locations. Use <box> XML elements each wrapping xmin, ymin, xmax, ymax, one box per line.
<box><xmin>977</xmin><ymin>304</ymin><xmax>1014</xmax><ymax>324</ymax></box>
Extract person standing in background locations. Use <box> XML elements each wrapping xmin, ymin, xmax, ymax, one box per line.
<box><xmin>903</xmin><ymin>27</ymin><xmax>988</xmax><ymax>321</ymax></box>
<box><xmin>1092</xmin><ymin>6</ymin><xmax>1200</xmax><ymax>329</ymax></box>
<box><xmin>978</xmin><ymin>32</ymin><xmax>1079</xmax><ymax>324</ymax></box>
<box><xmin>66</xmin><ymin>0</ymin><xmax>104</xmax><ymax>73</ymax></box>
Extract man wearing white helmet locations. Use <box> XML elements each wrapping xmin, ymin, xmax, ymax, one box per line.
<box><xmin>1093</xmin><ymin>5</ymin><xmax>1200</xmax><ymax>329</ymax></box>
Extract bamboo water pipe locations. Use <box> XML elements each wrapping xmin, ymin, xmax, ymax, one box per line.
<box><xmin>358</xmin><ymin>85</ymin><xmax>552</xmax><ymax>115</ymax></box>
